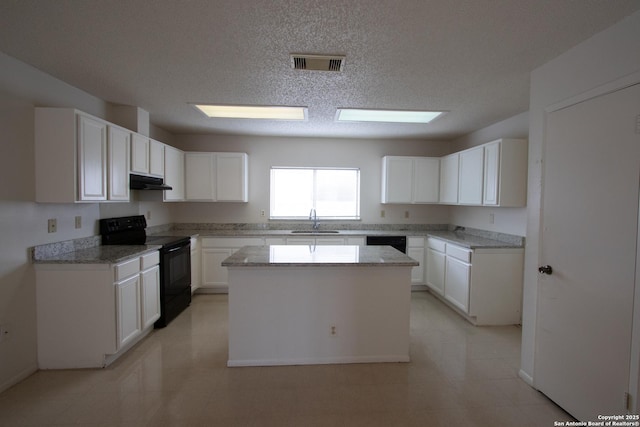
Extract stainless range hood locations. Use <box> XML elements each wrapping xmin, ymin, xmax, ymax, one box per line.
<box><xmin>129</xmin><ymin>174</ymin><xmax>173</xmax><ymax>191</ymax></box>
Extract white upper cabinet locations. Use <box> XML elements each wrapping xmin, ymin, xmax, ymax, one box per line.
<box><xmin>439</xmin><ymin>153</ymin><xmax>459</xmax><ymax>204</ymax></box>
<box><xmin>130</xmin><ymin>133</ymin><xmax>149</xmax><ymax>175</ymax></box>
<box><xmin>185</xmin><ymin>152</ymin><xmax>215</xmax><ymax>200</ymax></box>
<box><xmin>216</xmin><ymin>152</ymin><xmax>248</xmax><ymax>202</ymax></box>
<box><xmin>77</xmin><ymin>114</ymin><xmax>108</xmax><ymax>201</ymax></box>
<box><xmin>413</xmin><ymin>157</ymin><xmax>440</xmax><ymax>203</ymax></box>
<box><xmin>381</xmin><ymin>156</ymin><xmax>439</xmax><ymax>204</ymax></box>
<box><xmin>131</xmin><ymin>134</ymin><xmax>165</xmax><ymax>178</ymax></box>
<box><xmin>185</xmin><ymin>152</ymin><xmax>248</xmax><ymax>202</ymax></box>
<box><xmin>35</xmin><ymin>108</ymin><xmax>130</xmax><ymax>203</ymax></box>
<box><xmin>437</xmin><ymin>139</ymin><xmax>527</xmax><ymax>207</ymax></box>
<box><xmin>458</xmin><ymin>146</ymin><xmax>484</xmax><ymax>205</ymax></box>
<box><xmin>381</xmin><ymin>156</ymin><xmax>413</xmax><ymax>203</ymax></box>
<box><xmin>163</xmin><ymin>145</ymin><xmax>185</xmax><ymax>201</ymax></box>
<box><xmin>107</xmin><ymin>126</ymin><xmax>131</xmax><ymax>201</ymax></box>
<box><xmin>149</xmin><ymin>139</ymin><xmax>165</xmax><ymax>177</ymax></box>
<box><xmin>482</xmin><ymin>138</ymin><xmax>528</xmax><ymax>207</ymax></box>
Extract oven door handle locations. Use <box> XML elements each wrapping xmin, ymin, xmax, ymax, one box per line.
<box><xmin>166</xmin><ymin>245</ymin><xmax>187</xmax><ymax>253</ymax></box>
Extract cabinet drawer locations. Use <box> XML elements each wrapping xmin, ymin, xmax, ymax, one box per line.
<box><xmin>115</xmin><ymin>257</ymin><xmax>140</xmax><ymax>281</ymax></box>
<box><xmin>446</xmin><ymin>244</ymin><xmax>472</xmax><ymax>263</ymax></box>
<box><xmin>408</xmin><ymin>237</ymin><xmax>425</xmax><ymax>247</ymax></box>
<box><xmin>140</xmin><ymin>251</ymin><xmax>160</xmax><ymax>269</ymax></box>
<box><xmin>427</xmin><ymin>237</ymin><xmax>446</xmax><ymax>252</ymax></box>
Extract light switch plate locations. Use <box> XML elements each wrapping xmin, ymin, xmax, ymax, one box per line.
<box><xmin>47</xmin><ymin>218</ymin><xmax>57</xmax><ymax>233</ymax></box>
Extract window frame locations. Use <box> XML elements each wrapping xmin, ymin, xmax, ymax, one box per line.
<box><xmin>269</xmin><ymin>166</ymin><xmax>361</xmax><ymax>221</ymax></box>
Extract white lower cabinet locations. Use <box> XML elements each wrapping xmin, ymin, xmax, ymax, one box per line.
<box><xmin>426</xmin><ymin>238</ymin><xmax>446</xmax><ymax>295</ymax></box>
<box><xmin>140</xmin><ymin>264</ymin><xmax>161</xmax><ymax>330</ymax></box>
<box><xmin>200</xmin><ymin>237</ymin><xmax>264</xmax><ymax>292</ymax></box>
<box><xmin>426</xmin><ymin>237</ymin><xmax>524</xmax><ymax>325</ymax></box>
<box><xmin>116</xmin><ymin>274</ymin><xmax>142</xmax><ymax>349</ymax></box>
<box><xmin>444</xmin><ymin>254</ymin><xmax>471</xmax><ymax>313</ymax></box>
<box><xmin>407</xmin><ymin>237</ymin><xmax>426</xmax><ymax>285</ymax></box>
<box><xmin>35</xmin><ymin>251</ymin><xmax>160</xmax><ymax>369</ymax></box>
<box><xmin>190</xmin><ymin>237</ymin><xmax>201</xmax><ymax>293</ymax></box>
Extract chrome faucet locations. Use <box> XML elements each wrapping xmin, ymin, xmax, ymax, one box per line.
<box><xmin>309</xmin><ymin>208</ymin><xmax>319</xmax><ymax>230</ymax></box>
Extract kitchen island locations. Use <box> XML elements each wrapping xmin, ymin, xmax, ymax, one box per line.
<box><xmin>222</xmin><ymin>245</ymin><xmax>419</xmax><ymax>367</ymax></box>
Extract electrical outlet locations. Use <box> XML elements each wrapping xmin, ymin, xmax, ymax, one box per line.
<box><xmin>47</xmin><ymin>218</ymin><xmax>57</xmax><ymax>233</ymax></box>
<box><xmin>380</xmin><ymin>210</ymin><xmax>385</xmax><ymax>218</ymax></box>
<box><xmin>75</xmin><ymin>216</ymin><xmax>82</xmax><ymax>229</ymax></box>
<box><xmin>330</xmin><ymin>325</ymin><xmax>337</xmax><ymax>336</ymax></box>
<box><xmin>404</xmin><ymin>211</ymin><xmax>409</xmax><ymax>219</ymax></box>
<box><xmin>146</xmin><ymin>210</ymin><xmax>152</xmax><ymax>220</ymax></box>
<box><xmin>261</xmin><ymin>210</ymin><xmax>265</xmax><ymax>217</ymax></box>
<box><xmin>489</xmin><ymin>213</ymin><xmax>495</xmax><ymax>224</ymax></box>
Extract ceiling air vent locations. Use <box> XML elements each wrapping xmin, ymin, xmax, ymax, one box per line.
<box><xmin>290</xmin><ymin>54</ymin><xmax>345</xmax><ymax>72</ymax></box>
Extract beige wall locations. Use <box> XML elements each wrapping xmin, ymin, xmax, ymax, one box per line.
<box><xmin>0</xmin><ymin>53</ymin><xmax>168</xmax><ymax>391</ymax></box>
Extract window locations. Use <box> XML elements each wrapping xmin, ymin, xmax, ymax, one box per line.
<box><xmin>270</xmin><ymin>167</ymin><xmax>360</xmax><ymax>220</ymax></box>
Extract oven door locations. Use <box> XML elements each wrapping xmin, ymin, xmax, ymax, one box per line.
<box><xmin>162</xmin><ymin>241</ymin><xmax>191</xmax><ymax>298</ymax></box>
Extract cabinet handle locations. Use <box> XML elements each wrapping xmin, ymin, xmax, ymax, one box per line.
<box><xmin>538</xmin><ymin>265</ymin><xmax>553</xmax><ymax>275</ymax></box>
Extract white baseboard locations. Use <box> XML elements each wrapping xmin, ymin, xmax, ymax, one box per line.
<box><xmin>228</xmin><ymin>354</ymin><xmax>410</xmax><ymax>367</ymax></box>
<box><xmin>519</xmin><ymin>369</ymin><xmax>534</xmax><ymax>387</ymax></box>
<box><xmin>0</xmin><ymin>363</ymin><xmax>38</xmax><ymax>394</ymax></box>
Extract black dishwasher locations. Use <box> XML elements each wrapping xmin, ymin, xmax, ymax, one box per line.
<box><xmin>365</xmin><ymin>235</ymin><xmax>407</xmax><ymax>253</ymax></box>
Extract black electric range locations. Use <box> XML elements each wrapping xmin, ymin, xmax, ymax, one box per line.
<box><xmin>100</xmin><ymin>215</ymin><xmax>191</xmax><ymax>328</ymax></box>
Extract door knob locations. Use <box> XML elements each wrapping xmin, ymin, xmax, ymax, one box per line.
<box><xmin>538</xmin><ymin>265</ymin><xmax>553</xmax><ymax>275</ymax></box>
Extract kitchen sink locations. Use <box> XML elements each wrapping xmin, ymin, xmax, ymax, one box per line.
<box><xmin>290</xmin><ymin>230</ymin><xmax>340</xmax><ymax>234</ymax></box>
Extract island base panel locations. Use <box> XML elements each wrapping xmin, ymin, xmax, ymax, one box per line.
<box><xmin>227</xmin><ymin>266</ymin><xmax>411</xmax><ymax>367</ymax></box>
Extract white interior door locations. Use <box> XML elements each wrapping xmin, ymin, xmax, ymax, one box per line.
<box><xmin>536</xmin><ymin>83</ymin><xmax>640</xmax><ymax>420</ymax></box>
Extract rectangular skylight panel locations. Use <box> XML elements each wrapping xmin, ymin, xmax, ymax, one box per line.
<box><xmin>193</xmin><ymin>105</ymin><xmax>307</xmax><ymax>120</ymax></box>
<box><xmin>336</xmin><ymin>109</ymin><xmax>444</xmax><ymax>124</ymax></box>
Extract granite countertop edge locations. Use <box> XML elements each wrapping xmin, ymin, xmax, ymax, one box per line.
<box><xmin>221</xmin><ymin>245</ymin><xmax>420</xmax><ymax>268</ymax></box>
<box><xmin>181</xmin><ymin>229</ymin><xmax>523</xmax><ymax>249</ymax></box>
<box><xmin>33</xmin><ymin>245</ymin><xmax>162</xmax><ymax>265</ymax></box>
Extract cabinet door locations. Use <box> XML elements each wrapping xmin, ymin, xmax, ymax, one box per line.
<box><xmin>439</xmin><ymin>153</ymin><xmax>459</xmax><ymax>204</ymax></box>
<box><xmin>426</xmin><ymin>248</ymin><xmax>445</xmax><ymax>295</ymax></box>
<box><xmin>458</xmin><ymin>146</ymin><xmax>484</xmax><ymax>205</ymax></box>
<box><xmin>413</xmin><ymin>157</ymin><xmax>440</xmax><ymax>203</ymax></box>
<box><xmin>185</xmin><ymin>152</ymin><xmax>214</xmax><ymax>200</ymax></box>
<box><xmin>444</xmin><ymin>256</ymin><xmax>470</xmax><ymax>313</ymax></box>
<box><xmin>190</xmin><ymin>238</ymin><xmax>200</xmax><ymax>293</ymax></box>
<box><xmin>149</xmin><ymin>140</ymin><xmax>165</xmax><ymax>177</ymax></box>
<box><xmin>381</xmin><ymin>156</ymin><xmax>413</xmax><ymax>203</ymax></box>
<box><xmin>108</xmin><ymin>126</ymin><xmax>130</xmax><ymax>201</ymax></box>
<box><xmin>216</xmin><ymin>153</ymin><xmax>248</xmax><ymax>202</ymax></box>
<box><xmin>201</xmin><ymin>248</ymin><xmax>233</xmax><ymax>288</ymax></box>
<box><xmin>77</xmin><ymin>115</ymin><xmax>107</xmax><ymax>201</ymax></box>
<box><xmin>140</xmin><ymin>265</ymin><xmax>160</xmax><ymax>329</ymax></box>
<box><xmin>164</xmin><ymin>146</ymin><xmax>185</xmax><ymax>201</ymax></box>
<box><xmin>483</xmin><ymin>141</ymin><xmax>500</xmax><ymax>205</ymax></box>
<box><xmin>116</xmin><ymin>275</ymin><xmax>141</xmax><ymax>349</ymax></box>
<box><xmin>407</xmin><ymin>247</ymin><xmax>425</xmax><ymax>284</ymax></box>
<box><xmin>131</xmin><ymin>133</ymin><xmax>150</xmax><ymax>174</ymax></box>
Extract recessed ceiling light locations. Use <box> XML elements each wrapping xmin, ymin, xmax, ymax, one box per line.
<box><xmin>192</xmin><ymin>104</ymin><xmax>308</xmax><ymax>120</ymax></box>
<box><xmin>336</xmin><ymin>108</ymin><xmax>445</xmax><ymax>124</ymax></box>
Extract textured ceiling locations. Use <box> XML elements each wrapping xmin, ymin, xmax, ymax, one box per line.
<box><xmin>0</xmin><ymin>0</ymin><xmax>639</xmax><ymax>140</ymax></box>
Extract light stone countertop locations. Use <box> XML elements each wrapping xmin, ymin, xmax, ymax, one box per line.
<box><xmin>32</xmin><ymin>244</ymin><xmax>161</xmax><ymax>265</ymax></box>
<box><xmin>221</xmin><ymin>245</ymin><xmax>420</xmax><ymax>267</ymax></box>
<box><xmin>169</xmin><ymin>229</ymin><xmax>523</xmax><ymax>249</ymax></box>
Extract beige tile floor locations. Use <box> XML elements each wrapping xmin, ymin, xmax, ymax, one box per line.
<box><xmin>0</xmin><ymin>292</ymin><xmax>572</xmax><ymax>426</ymax></box>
